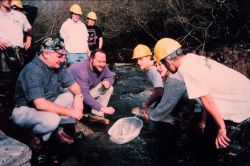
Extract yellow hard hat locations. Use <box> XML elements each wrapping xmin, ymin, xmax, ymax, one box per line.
<box><xmin>132</xmin><ymin>44</ymin><xmax>152</xmax><ymax>59</ymax></box>
<box><xmin>69</xmin><ymin>4</ymin><xmax>82</xmax><ymax>15</ymax></box>
<box><xmin>154</xmin><ymin>38</ymin><xmax>181</xmax><ymax>62</ymax></box>
<box><xmin>11</xmin><ymin>0</ymin><xmax>23</xmax><ymax>9</ymax></box>
<box><xmin>87</xmin><ymin>12</ymin><xmax>97</xmax><ymax>20</ymax></box>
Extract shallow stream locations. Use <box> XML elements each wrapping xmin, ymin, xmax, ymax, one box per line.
<box><xmin>57</xmin><ymin>66</ymin><xmax>186</xmax><ymax>166</ymax></box>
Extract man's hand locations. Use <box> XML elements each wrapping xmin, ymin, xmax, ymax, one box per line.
<box><xmin>68</xmin><ymin>108</ymin><xmax>83</xmax><ymax>120</ymax></box>
<box><xmin>101</xmin><ymin>80</ymin><xmax>110</xmax><ymax>89</ymax></box>
<box><xmin>0</xmin><ymin>41</ymin><xmax>8</xmax><ymax>50</ymax></box>
<box><xmin>24</xmin><ymin>38</ymin><xmax>31</xmax><ymax>50</ymax></box>
<box><xmin>73</xmin><ymin>94</ymin><xmax>84</xmax><ymax>111</ymax></box>
<box><xmin>143</xmin><ymin>110</ymin><xmax>150</xmax><ymax>121</ymax></box>
<box><xmin>215</xmin><ymin>128</ymin><xmax>231</xmax><ymax>149</ymax></box>
<box><xmin>100</xmin><ymin>107</ymin><xmax>115</xmax><ymax>115</ymax></box>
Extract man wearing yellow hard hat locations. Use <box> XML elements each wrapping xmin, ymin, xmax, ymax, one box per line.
<box><xmin>60</xmin><ymin>3</ymin><xmax>90</xmax><ymax>66</ymax></box>
<box><xmin>11</xmin><ymin>0</ymin><xmax>22</xmax><ymax>9</ymax></box>
<box><xmin>154</xmin><ymin>38</ymin><xmax>250</xmax><ymax>149</ymax></box>
<box><xmin>131</xmin><ymin>44</ymin><xmax>164</xmax><ymax>112</ymax></box>
<box><xmin>11</xmin><ymin>0</ymin><xmax>38</xmax><ymax>25</ymax></box>
<box><xmin>132</xmin><ymin>44</ymin><xmax>202</xmax><ymax>125</ymax></box>
<box><xmin>86</xmin><ymin>11</ymin><xmax>103</xmax><ymax>52</ymax></box>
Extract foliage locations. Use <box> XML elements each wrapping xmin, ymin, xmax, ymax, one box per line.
<box><xmin>27</xmin><ymin>0</ymin><xmax>249</xmax><ymax>76</ymax></box>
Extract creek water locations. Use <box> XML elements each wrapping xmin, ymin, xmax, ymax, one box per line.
<box><xmin>48</xmin><ymin>66</ymin><xmax>186</xmax><ymax>166</ymax></box>
<box><xmin>57</xmin><ymin>65</ymin><xmax>250</xmax><ymax>166</ymax></box>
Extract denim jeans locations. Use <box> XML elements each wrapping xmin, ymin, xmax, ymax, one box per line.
<box><xmin>66</xmin><ymin>53</ymin><xmax>89</xmax><ymax>65</ymax></box>
<box><xmin>11</xmin><ymin>92</ymin><xmax>76</xmax><ymax>141</ymax></box>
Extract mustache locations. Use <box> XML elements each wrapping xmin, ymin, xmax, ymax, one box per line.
<box><xmin>93</xmin><ymin>65</ymin><xmax>104</xmax><ymax>72</ymax></box>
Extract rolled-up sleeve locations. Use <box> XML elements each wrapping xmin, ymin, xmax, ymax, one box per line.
<box><xmin>22</xmin><ymin>13</ymin><xmax>31</xmax><ymax>32</ymax></box>
<box><xmin>60</xmin><ymin>68</ymin><xmax>75</xmax><ymax>88</ymax></box>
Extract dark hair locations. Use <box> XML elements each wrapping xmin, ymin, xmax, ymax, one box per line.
<box><xmin>90</xmin><ymin>49</ymin><xmax>106</xmax><ymax>59</ymax></box>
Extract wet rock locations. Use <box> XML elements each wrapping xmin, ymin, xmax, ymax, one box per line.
<box><xmin>75</xmin><ymin>120</ymin><xmax>94</xmax><ymax>137</ymax></box>
<box><xmin>0</xmin><ymin>135</ymin><xmax>31</xmax><ymax>166</ymax></box>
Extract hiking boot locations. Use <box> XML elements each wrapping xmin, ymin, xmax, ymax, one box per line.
<box><xmin>28</xmin><ymin>134</ymin><xmax>43</xmax><ymax>150</ymax></box>
<box><xmin>55</xmin><ymin>128</ymin><xmax>74</xmax><ymax>144</ymax></box>
<box><xmin>75</xmin><ymin>121</ymin><xmax>94</xmax><ymax>137</ymax></box>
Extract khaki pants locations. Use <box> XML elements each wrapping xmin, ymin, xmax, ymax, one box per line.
<box><xmin>90</xmin><ymin>83</ymin><xmax>113</xmax><ymax>116</ymax></box>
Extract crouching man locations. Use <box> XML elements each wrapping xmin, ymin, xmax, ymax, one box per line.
<box><xmin>154</xmin><ymin>38</ymin><xmax>250</xmax><ymax>149</ymax></box>
<box><xmin>68</xmin><ymin>49</ymin><xmax>115</xmax><ymax>122</ymax></box>
<box><xmin>11</xmin><ymin>36</ymin><xmax>84</xmax><ymax>150</ymax></box>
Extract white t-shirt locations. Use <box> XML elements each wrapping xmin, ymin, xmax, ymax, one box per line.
<box><xmin>179</xmin><ymin>53</ymin><xmax>250</xmax><ymax>122</ymax></box>
<box><xmin>60</xmin><ymin>18</ymin><xmax>89</xmax><ymax>53</ymax></box>
<box><xmin>0</xmin><ymin>9</ymin><xmax>31</xmax><ymax>47</ymax></box>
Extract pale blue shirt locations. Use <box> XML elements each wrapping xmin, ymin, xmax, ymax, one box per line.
<box><xmin>146</xmin><ymin>66</ymin><xmax>164</xmax><ymax>88</ymax></box>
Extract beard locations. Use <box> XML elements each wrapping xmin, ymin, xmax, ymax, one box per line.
<box><xmin>93</xmin><ymin>65</ymin><xmax>104</xmax><ymax>73</ymax></box>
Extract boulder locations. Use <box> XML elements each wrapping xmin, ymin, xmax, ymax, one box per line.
<box><xmin>0</xmin><ymin>134</ymin><xmax>31</xmax><ymax>166</ymax></box>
